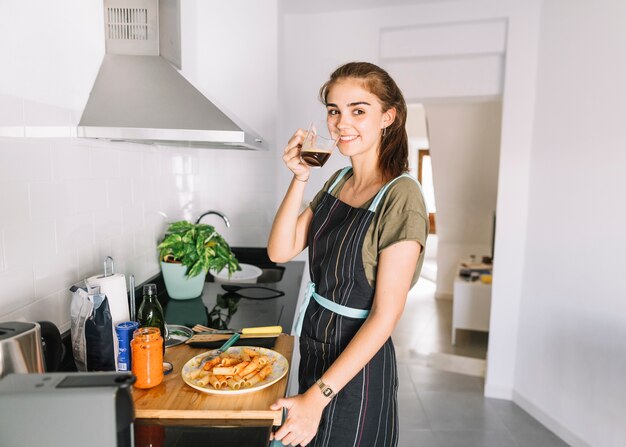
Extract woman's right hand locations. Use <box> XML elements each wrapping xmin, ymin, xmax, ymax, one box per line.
<box><xmin>283</xmin><ymin>129</ymin><xmax>311</xmax><ymax>182</ymax></box>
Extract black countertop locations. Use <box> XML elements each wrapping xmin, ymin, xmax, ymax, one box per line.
<box><xmin>59</xmin><ymin>254</ymin><xmax>305</xmax><ymax>371</ymax></box>
<box><xmin>128</xmin><ymin>246</ymin><xmax>304</xmax><ymax>334</ymax></box>
<box><xmin>199</xmin><ymin>260</ymin><xmax>304</xmax><ymax>331</ymax></box>
<box><xmin>150</xmin><ymin>260</ymin><xmax>304</xmax><ymax>333</ymax></box>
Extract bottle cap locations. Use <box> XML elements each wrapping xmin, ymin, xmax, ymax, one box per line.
<box><xmin>143</xmin><ymin>283</ymin><xmax>157</xmax><ymax>296</ymax></box>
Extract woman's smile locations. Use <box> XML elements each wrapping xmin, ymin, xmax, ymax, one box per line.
<box><xmin>339</xmin><ymin>135</ymin><xmax>359</xmax><ymax>143</ymax></box>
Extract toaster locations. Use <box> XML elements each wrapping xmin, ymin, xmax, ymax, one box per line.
<box><xmin>0</xmin><ymin>372</ymin><xmax>135</xmax><ymax>447</ymax></box>
<box><xmin>0</xmin><ymin>321</ymin><xmax>46</xmax><ymax>377</ymax></box>
<box><xmin>0</xmin><ymin>321</ymin><xmax>64</xmax><ymax>377</ymax></box>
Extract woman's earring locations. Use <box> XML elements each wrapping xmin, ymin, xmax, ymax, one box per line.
<box><xmin>382</xmin><ymin>127</ymin><xmax>387</xmax><ymax>137</ymax></box>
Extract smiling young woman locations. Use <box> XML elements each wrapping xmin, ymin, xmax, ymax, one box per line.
<box><xmin>268</xmin><ymin>62</ymin><xmax>429</xmax><ymax>447</ymax></box>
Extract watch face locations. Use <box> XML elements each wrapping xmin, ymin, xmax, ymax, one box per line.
<box><xmin>322</xmin><ymin>388</ymin><xmax>333</xmax><ymax>397</ymax></box>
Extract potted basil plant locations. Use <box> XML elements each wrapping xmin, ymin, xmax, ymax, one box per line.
<box><xmin>157</xmin><ymin>221</ymin><xmax>239</xmax><ymax>300</ymax></box>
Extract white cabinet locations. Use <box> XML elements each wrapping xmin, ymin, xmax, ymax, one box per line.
<box><xmin>451</xmin><ymin>276</ymin><xmax>492</xmax><ymax>344</ymax></box>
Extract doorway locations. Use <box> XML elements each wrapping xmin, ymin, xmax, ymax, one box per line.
<box><xmin>396</xmin><ymin>101</ymin><xmax>501</xmax><ymax>375</ymax></box>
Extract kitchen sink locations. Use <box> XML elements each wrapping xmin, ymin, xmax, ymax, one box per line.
<box><xmin>206</xmin><ymin>247</ymin><xmax>285</xmax><ymax>283</ymax></box>
<box><xmin>256</xmin><ymin>266</ymin><xmax>285</xmax><ymax>283</ymax></box>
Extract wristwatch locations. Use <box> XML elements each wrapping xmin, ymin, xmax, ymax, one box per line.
<box><xmin>316</xmin><ymin>378</ymin><xmax>335</xmax><ymax>398</ymax></box>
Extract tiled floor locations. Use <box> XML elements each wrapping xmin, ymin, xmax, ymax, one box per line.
<box><xmin>394</xmin><ymin>279</ymin><xmax>489</xmax><ymax>363</ymax></box>
<box><xmin>394</xmin><ymin>278</ymin><xmax>568</xmax><ymax>447</ymax></box>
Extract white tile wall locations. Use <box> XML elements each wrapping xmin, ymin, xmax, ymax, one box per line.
<box><xmin>0</xmin><ymin>136</ymin><xmax>276</xmax><ymax>333</ymax></box>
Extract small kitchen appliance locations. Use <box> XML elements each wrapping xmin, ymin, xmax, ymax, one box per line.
<box><xmin>0</xmin><ymin>321</ymin><xmax>63</xmax><ymax>378</ymax></box>
<box><xmin>0</xmin><ymin>372</ymin><xmax>135</xmax><ymax>447</ymax></box>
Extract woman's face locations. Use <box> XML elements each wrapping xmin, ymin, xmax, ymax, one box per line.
<box><xmin>325</xmin><ymin>78</ymin><xmax>395</xmax><ymax>160</ymax></box>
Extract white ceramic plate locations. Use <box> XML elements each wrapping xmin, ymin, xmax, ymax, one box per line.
<box><xmin>210</xmin><ymin>263</ymin><xmax>263</xmax><ymax>284</ymax></box>
<box><xmin>182</xmin><ymin>346</ymin><xmax>289</xmax><ymax>395</ymax></box>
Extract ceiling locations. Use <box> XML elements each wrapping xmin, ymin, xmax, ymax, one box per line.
<box><xmin>280</xmin><ymin>0</ymin><xmax>467</xmax><ymax>14</ymax></box>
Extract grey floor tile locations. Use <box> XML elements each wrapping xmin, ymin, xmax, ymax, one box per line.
<box><xmin>418</xmin><ymin>391</ymin><xmax>509</xmax><ymax>432</ymax></box>
<box><xmin>399</xmin><ymin>429</ymin><xmax>439</xmax><ymax>447</ymax></box>
<box><xmin>398</xmin><ymin>363</ymin><xmax>416</xmax><ymax>395</ymax></box>
<box><xmin>512</xmin><ymin>430</ymin><xmax>570</xmax><ymax>447</ymax></box>
<box><xmin>408</xmin><ymin>364</ymin><xmax>484</xmax><ymax>393</ymax></box>
<box><xmin>432</xmin><ymin>429</ymin><xmax>519</xmax><ymax>447</ymax></box>
<box><xmin>399</xmin><ymin>394</ymin><xmax>431</xmax><ymax>430</ymax></box>
<box><xmin>486</xmin><ymin>399</ymin><xmax>568</xmax><ymax>446</ymax></box>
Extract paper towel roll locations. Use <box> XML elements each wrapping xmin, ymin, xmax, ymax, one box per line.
<box><xmin>87</xmin><ymin>273</ymin><xmax>130</xmax><ymax>325</ymax></box>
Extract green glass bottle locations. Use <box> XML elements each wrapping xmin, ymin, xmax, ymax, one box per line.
<box><xmin>137</xmin><ymin>284</ymin><xmax>167</xmax><ymax>354</ymax></box>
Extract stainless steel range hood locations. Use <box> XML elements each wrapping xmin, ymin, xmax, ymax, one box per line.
<box><xmin>78</xmin><ymin>0</ymin><xmax>267</xmax><ymax>150</ymax></box>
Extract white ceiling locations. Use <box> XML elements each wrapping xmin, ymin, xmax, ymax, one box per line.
<box><xmin>280</xmin><ymin>0</ymin><xmax>468</xmax><ymax>14</ymax></box>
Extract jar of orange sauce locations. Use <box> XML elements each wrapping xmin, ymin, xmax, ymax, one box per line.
<box><xmin>131</xmin><ymin>327</ymin><xmax>164</xmax><ymax>389</ymax></box>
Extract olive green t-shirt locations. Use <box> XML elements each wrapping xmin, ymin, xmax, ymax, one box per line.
<box><xmin>309</xmin><ymin>168</ymin><xmax>429</xmax><ymax>288</ymax></box>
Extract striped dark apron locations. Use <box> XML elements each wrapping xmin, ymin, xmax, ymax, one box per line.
<box><xmin>296</xmin><ymin>167</ymin><xmax>414</xmax><ymax>447</ymax></box>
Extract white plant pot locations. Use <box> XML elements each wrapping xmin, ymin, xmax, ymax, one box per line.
<box><xmin>160</xmin><ymin>261</ymin><xmax>206</xmax><ymax>300</ymax></box>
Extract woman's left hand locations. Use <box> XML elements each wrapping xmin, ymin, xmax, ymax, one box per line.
<box><xmin>269</xmin><ymin>389</ymin><xmax>327</xmax><ymax>446</ymax></box>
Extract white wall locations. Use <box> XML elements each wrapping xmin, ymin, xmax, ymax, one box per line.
<box><xmin>0</xmin><ymin>0</ymin><xmax>278</xmax><ymax>333</ymax></box>
<box><xmin>0</xmin><ymin>0</ymin><xmax>104</xmax><ymax>112</ymax></box>
<box><xmin>512</xmin><ymin>1</ymin><xmax>626</xmax><ymax>445</ymax></box>
<box><xmin>426</xmin><ymin>100</ymin><xmax>501</xmax><ymax>297</ymax></box>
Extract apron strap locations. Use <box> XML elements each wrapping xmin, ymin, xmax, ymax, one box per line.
<box><xmin>295</xmin><ymin>282</ymin><xmax>370</xmax><ymax>336</ymax></box>
<box><xmin>367</xmin><ymin>172</ymin><xmax>428</xmax><ymax>213</ymax></box>
<box><xmin>328</xmin><ymin>167</ymin><xmax>353</xmax><ymax>194</ymax></box>
<box><xmin>328</xmin><ymin>170</ymin><xmax>428</xmax><ymax>215</ymax></box>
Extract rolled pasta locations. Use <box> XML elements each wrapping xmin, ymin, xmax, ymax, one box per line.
<box><xmin>190</xmin><ymin>347</ymin><xmax>276</xmax><ymax>390</ymax></box>
<box><xmin>240</xmin><ymin>357</ymin><xmax>262</xmax><ymax>377</ymax></box>
<box><xmin>208</xmin><ymin>375</ymin><xmax>222</xmax><ymax>389</ymax></box>
<box><xmin>197</xmin><ymin>373</ymin><xmax>212</xmax><ymax>387</ymax></box>
<box><xmin>202</xmin><ymin>357</ymin><xmax>221</xmax><ymax>371</ymax></box>
<box><xmin>242</xmin><ymin>348</ymin><xmax>259</xmax><ymax>358</ymax></box>
<box><xmin>216</xmin><ymin>375</ymin><xmax>228</xmax><ymax>388</ymax></box>
<box><xmin>188</xmin><ymin>368</ymin><xmax>203</xmax><ymax>380</ymax></box>
<box><xmin>245</xmin><ymin>365</ymin><xmax>273</xmax><ymax>387</ymax></box>
<box><xmin>232</xmin><ymin>361</ymin><xmax>250</xmax><ymax>376</ymax></box>
<box><xmin>213</xmin><ymin>366</ymin><xmax>238</xmax><ymax>376</ymax></box>
<box><xmin>220</xmin><ymin>358</ymin><xmax>242</xmax><ymax>367</ymax></box>
<box><xmin>256</xmin><ymin>355</ymin><xmax>270</xmax><ymax>366</ymax></box>
<box><xmin>243</xmin><ymin>369</ymin><xmax>259</xmax><ymax>382</ymax></box>
<box><xmin>227</xmin><ymin>375</ymin><xmax>244</xmax><ymax>390</ymax></box>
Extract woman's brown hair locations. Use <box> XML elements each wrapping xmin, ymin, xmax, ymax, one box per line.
<box><xmin>319</xmin><ymin>62</ymin><xmax>409</xmax><ymax>181</ymax></box>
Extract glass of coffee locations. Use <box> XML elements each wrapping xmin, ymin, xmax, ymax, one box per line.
<box><xmin>300</xmin><ymin>121</ymin><xmax>338</xmax><ymax>168</ymax></box>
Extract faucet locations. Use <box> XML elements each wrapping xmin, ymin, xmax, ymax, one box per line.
<box><xmin>195</xmin><ymin>210</ymin><xmax>231</xmax><ymax>227</ymax></box>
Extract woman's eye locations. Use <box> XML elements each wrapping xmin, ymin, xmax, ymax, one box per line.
<box><xmin>327</xmin><ymin>109</ymin><xmax>339</xmax><ymax>116</ymax></box>
<box><xmin>353</xmin><ymin>109</ymin><xmax>365</xmax><ymax>115</ymax></box>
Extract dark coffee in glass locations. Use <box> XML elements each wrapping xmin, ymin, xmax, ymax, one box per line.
<box><xmin>301</xmin><ymin>149</ymin><xmax>332</xmax><ymax>168</ymax></box>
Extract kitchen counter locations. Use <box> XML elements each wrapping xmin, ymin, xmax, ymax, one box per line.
<box><xmin>56</xmin><ymin>255</ymin><xmax>305</xmax><ymax>446</ymax></box>
<box><xmin>132</xmin><ymin>334</ymin><xmax>294</xmax><ymax>425</ymax></box>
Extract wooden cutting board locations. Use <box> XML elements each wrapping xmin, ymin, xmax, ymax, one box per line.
<box><xmin>132</xmin><ymin>334</ymin><xmax>293</xmax><ymax>425</ymax></box>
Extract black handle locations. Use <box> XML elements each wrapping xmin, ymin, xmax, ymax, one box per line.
<box><xmin>220</xmin><ymin>285</ymin><xmax>285</xmax><ymax>300</ymax></box>
<box><xmin>37</xmin><ymin>320</ymin><xmax>63</xmax><ymax>372</ymax></box>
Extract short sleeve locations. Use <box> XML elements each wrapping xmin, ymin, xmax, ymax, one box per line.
<box><xmin>363</xmin><ymin>176</ymin><xmax>429</xmax><ymax>288</ymax></box>
<box><xmin>377</xmin><ymin>177</ymin><xmax>429</xmax><ymax>252</ymax></box>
